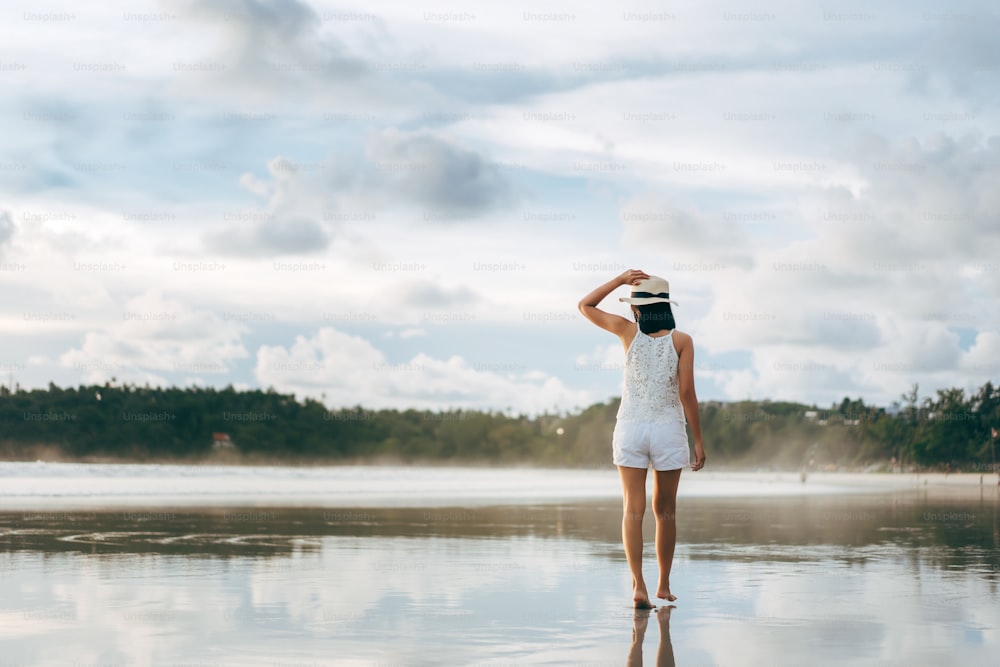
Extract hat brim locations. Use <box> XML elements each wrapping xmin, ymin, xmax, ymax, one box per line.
<box><xmin>619</xmin><ymin>296</ymin><xmax>679</xmax><ymax>306</ymax></box>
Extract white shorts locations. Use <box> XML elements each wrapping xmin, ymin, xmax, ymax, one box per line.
<box><xmin>612</xmin><ymin>420</ymin><xmax>690</xmax><ymax>471</ymax></box>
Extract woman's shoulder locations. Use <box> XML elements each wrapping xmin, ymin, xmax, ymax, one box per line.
<box><xmin>671</xmin><ymin>329</ymin><xmax>694</xmax><ymax>349</ymax></box>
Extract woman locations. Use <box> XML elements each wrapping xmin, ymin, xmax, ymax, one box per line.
<box><xmin>578</xmin><ymin>269</ymin><xmax>706</xmax><ymax>608</ymax></box>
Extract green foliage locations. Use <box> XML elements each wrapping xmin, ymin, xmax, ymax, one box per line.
<box><xmin>0</xmin><ymin>381</ymin><xmax>998</xmax><ymax>470</ymax></box>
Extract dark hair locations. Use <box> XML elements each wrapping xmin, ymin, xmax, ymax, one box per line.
<box><xmin>632</xmin><ymin>302</ymin><xmax>675</xmax><ymax>334</ymax></box>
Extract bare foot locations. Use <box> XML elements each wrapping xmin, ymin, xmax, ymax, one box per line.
<box><xmin>632</xmin><ymin>609</ymin><xmax>651</xmax><ymax>637</ymax></box>
<box><xmin>633</xmin><ymin>579</ymin><xmax>654</xmax><ymax>609</ymax></box>
<box><xmin>656</xmin><ymin>580</ymin><xmax>677</xmax><ymax>602</ymax></box>
<box><xmin>634</xmin><ymin>596</ymin><xmax>654</xmax><ymax>610</ymax></box>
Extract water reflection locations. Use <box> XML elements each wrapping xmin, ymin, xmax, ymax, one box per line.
<box><xmin>0</xmin><ymin>487</ymin><xmax>997</xmax><ymax>665</ymax></box>
<box><xmin>3</xmin><ymin>491</ymin><xmax>997</xmax><ymax>577</ymax></box>
<box><xmin>628</xmin><ymin>606</ymin><xmax>676</xmax><ymax>667</ymax></box>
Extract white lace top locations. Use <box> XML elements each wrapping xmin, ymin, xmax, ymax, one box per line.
<box><xmin>616</xmin><ymin>328</ymin><xmax>686</xmax><ymax>424</ymax></box>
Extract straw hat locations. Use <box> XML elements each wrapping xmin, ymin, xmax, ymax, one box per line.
<box><xmin>619</xmin><ymin>275</ymin><xmax>679</xmax><ymax>306</ymax></box>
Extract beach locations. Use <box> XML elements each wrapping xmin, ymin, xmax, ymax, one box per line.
<box><xmin>1</xmin><ymin>464</ymin><xmax>998</xmax><ymax>666</ymax></box>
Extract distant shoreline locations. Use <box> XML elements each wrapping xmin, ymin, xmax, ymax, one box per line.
<box><xmin>3</xmin><ymin>456</ymin><xmax>998</xmax><ymax>485</ymax></box>
<box><xmin>0</xmin><ymin>449</ymin><xmax>1000</xmax><ymax>486</ymax></box>
<box><xmin>708</xmin><ymin>470</ymin><xmax>1000</xmax><ymax>489</ymax></box>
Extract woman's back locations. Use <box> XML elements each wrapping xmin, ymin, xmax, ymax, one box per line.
<box><xmin>616</xmin><ymin>328</ymin><xmax>686</xmax><ymax>424</ymax></box>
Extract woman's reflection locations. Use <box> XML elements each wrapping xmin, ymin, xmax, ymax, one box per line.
<box><xmin>627</xmin><ymin>605</ymin><xmax>676</xmax><ymax>667</ymax></box>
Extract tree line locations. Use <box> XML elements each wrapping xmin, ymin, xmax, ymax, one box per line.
<box><xmin>1</xmin><ymin>381</ymin><xmax>997</xmax><ymax>470</ymax></box>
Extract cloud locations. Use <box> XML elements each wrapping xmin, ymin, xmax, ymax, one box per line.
<box><xmin>58</xmin><ymin>291</ymin><xmax>249</xmax><ymax>384</ymax></box>
<box><xmin>204</xmin><ymin>156</ymin><xmax>332</xmax><ymax>257</ymax></box>
<box><xmin>916</xmin><ymin>12</ymin><xmax>1000</xmax><ymax>100</ymax></box>
<box><xmin>170</xmin><ymin>0</ymin><xmax>367</xmax><ymax>97</ymax></box>
<box><xmin>254</xmin><ymin>327</ymin><xmax>591</xmax><ymax>413</ymax></box>
<box><xmin>206</xmin><ymin>215</ymin><xmax>329</xmax><ymax>257</ymax></box>
<box><xmin>397</xmin><ymin>280</ymin><xmax>480</xmax><ymax>310</ymax></box>
<box><xmin>397</xmin><ymin>328</ymin><xmax>426</xmax><ymax>339</ymax></box>
<box><xmin>822</xmin><ymin>132</ymin><xmax>1000</xmax><ymax>260</ymax></box>
<box><xmin>574</xmin><ymin>343</ymin><xmax>623</xmax><ymax>373</ymax></box>
<box><xmin>0</xmin><ymin>211</ymin><xmax>14</xmax><ymax>249</ymax></box>
<box><xmin>648</xmin><ymin>130</ymin><xmax>1000</xmax><ymax>405</ymax></box>
<box><xmin>202</xmin><ymin>127</ymin><xmax>517</xmax><ymax>256</ymax></box>
<box><xmin>620</xmin><ymin>194</ymin><xmax>755</xmax><ymax>269</ymax></box>
<box><xmin>364</xmin><ymin>128</ymin><xmax>516</xmax><ymax>215</ymax></box>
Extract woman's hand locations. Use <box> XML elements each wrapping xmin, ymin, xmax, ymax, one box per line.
<box><xmin>616</xmin><ymin>269</ymin><xmax>650</xmax><ymax>287</ymax></box>
<box><xmin>691</xmin><ymin>441</ymin><xmax>706</xmax><ymax>471</ymax></box>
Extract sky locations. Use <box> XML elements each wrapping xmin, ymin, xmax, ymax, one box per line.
<box><xmin>1</xmin><ymin>0</ymin><xmax>998</xmax><ymax>415</ymax></box>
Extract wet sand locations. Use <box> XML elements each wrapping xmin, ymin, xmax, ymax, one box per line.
<box><xmin>1</xmin><ymin>473</ymin><xmax>998</xmax><ymax>666</ymax></box>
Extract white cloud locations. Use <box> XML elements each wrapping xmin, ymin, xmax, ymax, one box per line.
<box><xmin>58</xmin><ymin>291</ymin><xmax>248</xmax><ymax>384</ymax></box>
<box><xmin>204</xmin><ymin>156</ymin><xmax>332</xmax><ymax>257</ymax></box>
<box><xmin>574</xmin><ymin>342</ymin><xmax>624</xmax><ymax>373</ymax></box>
<box><xmin>397</xmin><ymin>327</ymin><xmax>426</xmax><ymax>339</ymax></box>
<box><xmin>620</xmin><ymin>194</ymin><xmax>755</xmax><ymax>270</ymax></box>
<box><xmin>254</xmin><ymin>326</ymin><xmax>591</xmax><ymax>413</ymax></box>
<box><xmin>0</xmin><ymin>211</ymin><xmax>15</xmax><ymax>250</ymax></box>
<box><xmin>961</xmin><ymin>331</ymin><xmax>1000</xmax><ymax>374</ymax></box>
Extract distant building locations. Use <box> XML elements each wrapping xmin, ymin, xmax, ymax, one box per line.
<box><xmin>212</xmin><ymin>432</ymin><xmax>234</xmax><ymax>450</ymax></box>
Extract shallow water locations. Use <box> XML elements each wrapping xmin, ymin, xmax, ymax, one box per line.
<box><xmin>1</xmin><ymin>466</ymin><xmax>998</xmax><ymax>666</ymax></box>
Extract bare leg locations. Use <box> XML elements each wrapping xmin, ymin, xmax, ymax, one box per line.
<box><xmin>656</xmin><ymin>605</ymin><xmax>677</xmax><ymax>667</ymax></box>
<box><xmin>652</xmin><ymin>468</ymin><xmax>681</xmax><ymax>601</ymax></box>
<box><xmin>618</xmin><ymin>465</ymin><xmax>652</xmax><ymax>609</ymax></box>
<box><xmin>627</xmin><ymin>609</ymin><xmax>651</xmax><ymax>667</ymax></box>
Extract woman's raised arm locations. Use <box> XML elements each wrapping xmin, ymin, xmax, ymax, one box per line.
<box><xmin>577</xmin><ymin>269</ymin><xmax>648</xmax><ymax>335</ymax></box>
